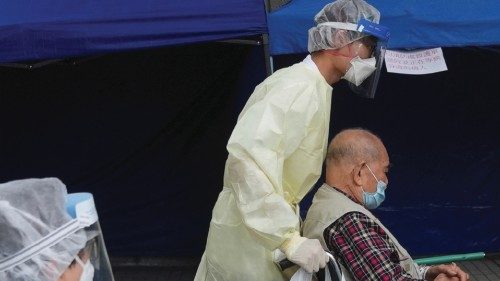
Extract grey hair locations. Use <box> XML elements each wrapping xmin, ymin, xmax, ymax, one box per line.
<box><xmin>326</xmin><ymin>128</ymin><xmax>383</xmax><ymax>165</ymax></box>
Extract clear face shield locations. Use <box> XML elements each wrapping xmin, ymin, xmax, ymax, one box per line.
<box><xmin>318</xmin><ymin>18</ymin><xmax>390</xmax><ymax>98</ymax></box>
<box><xmin>66</xmin><ymin>193</ymin><xmax>115</xmax><ymax>281</ymax></box>
<box><xmin>348</xmin><ymin>18</ymin><xmax>390</xmax><ymax>98</ymax></box>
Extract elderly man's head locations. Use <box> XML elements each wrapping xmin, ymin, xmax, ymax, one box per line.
<box><xmin>325</xmin><ymin>128</ymin><xmax>389</xmax><ymax>207</ymax></box>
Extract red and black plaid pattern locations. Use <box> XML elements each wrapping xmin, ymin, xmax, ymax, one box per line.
<box><xmin>324</xmin><ymin>211</ymin><xmax>424</xmax><ymax>281</ymax></box>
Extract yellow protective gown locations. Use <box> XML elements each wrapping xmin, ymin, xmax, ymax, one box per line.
<box><xmin>195</xmin><ymin>56</ymin><xmax>333</xmax><ymax>281</ymax></box>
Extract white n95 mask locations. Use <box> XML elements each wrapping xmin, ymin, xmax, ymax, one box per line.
<box><xmin>343</xmin><ymin>56</ymin><xmax>376</xmax><ymax>86</ymax></box>
<box><xmin>75</xmin><ymin>256</ymin><xmax>95</xmax><ymax>281</ymax></box>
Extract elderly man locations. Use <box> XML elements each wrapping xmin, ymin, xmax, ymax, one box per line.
<box><xmin>303</xmin><ymin>128</ymin><xmax>469</xmax><ymax>281</ymax></box>
<box><xmin>195</xmin><ymin>0</ymin><xmax>390</xmax><ymax>280</ymax></box>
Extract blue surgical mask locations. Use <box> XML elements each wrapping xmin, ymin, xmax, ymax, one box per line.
<box><xmin>362</xmin><ymin>164</ymin><xmax>387</xmax><ymax>209</ymax></box>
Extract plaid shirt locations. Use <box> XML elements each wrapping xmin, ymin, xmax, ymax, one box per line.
<box><xmin>323</xmin><ymin>189</ymin><xmax>425</xmax><ymax>281</ymax></box>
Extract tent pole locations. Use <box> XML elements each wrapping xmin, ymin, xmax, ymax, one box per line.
<box><xmin>262</xmin><ymin>0</ymin><xmax>274</xmax><ymax>76</ymax></box>
<box><xmin>263</xmin><ymin>0</ymin><xmax>271</xmax><ymax>13</ymax></box>
<box><xmin>262</xmin><ymin>34</ymin><xmax>274</xmax><ymax>76</ymax></box>
<box><xmin>219</xmin><ymin>35</ymin><xmax>274</xmax><ymax>76</ymax></box>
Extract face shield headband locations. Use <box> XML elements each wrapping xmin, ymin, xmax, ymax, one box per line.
<box><xmin>318</xmin><ymin>18</ymin><xmax>390</xmax><ymax>98</ymax></box>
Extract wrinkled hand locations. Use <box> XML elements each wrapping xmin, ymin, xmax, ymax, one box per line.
<box><xmin>286</xmin><ymin>238</ymin><xmax>329</xmax><ymax>273</ymax></box>
<box><xmin>427</xmin><ymin>263</ymin><xmax>469</xmax><ymax>281</ymax></box>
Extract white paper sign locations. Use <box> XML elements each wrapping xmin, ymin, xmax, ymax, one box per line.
<box><xmin>384</xmin><ymin>48</ymin><xmax>448</xmax><ymax>75</ymax></box>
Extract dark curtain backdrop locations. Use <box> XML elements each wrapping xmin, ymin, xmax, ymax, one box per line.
<box><xmin>276</xmin><ymin>47</ymin><xmax>500</xmax><ymax>257</ymax></box>
<box><xmin>0</xmin><ymin>42</ymin><xmax>266</xmax><ymax>256</ymax></box>
<box><xmin>0</xmin><ymin>45</ymin><xmax>498</xmax><ymax>257</ymax></box>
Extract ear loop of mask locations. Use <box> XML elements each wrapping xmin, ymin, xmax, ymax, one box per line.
<box><xmin>365</xmin><ymin>163</ymin><xmax>380</xmax><ymax>182</ymax></box>
<box><xmin>359</xmin><ymin>163</ymin><xmax>380</xmax><ymax>197</ymax></box>
<box><xmin>325</xmin><ymin>42</ymin><xmax>368</xmax><ymax>76</ymax></box>
<box><xmin>74</xmin><ymin>254</ymin><xmax>95</xmax><ymax>281</ymax></box>
<box><xmin>75</xmin><ymin>255</ymin><xmax>85</xmax><ymax>267</ymax></box>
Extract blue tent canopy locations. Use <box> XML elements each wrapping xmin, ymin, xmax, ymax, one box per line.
<box><xmin>268</xmin><ymin>0</ymin><xmax>500</xmax><ymax>55</ymax></box>
<box><xmin>0</xmin><ymin>0</ymin><xmax>267</xmax><ymax>63</ymax></box>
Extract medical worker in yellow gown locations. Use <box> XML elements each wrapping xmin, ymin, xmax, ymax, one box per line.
<box><xmin>195</xmin><ymin>0</ymin><xmax>389</xmax><ymax>280</ymax></box>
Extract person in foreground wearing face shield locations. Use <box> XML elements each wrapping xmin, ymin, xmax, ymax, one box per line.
<box><xmin>59</xmin><ymin>239</ymin><xmax>96</xmax><ymax>281</ymax></box>
<box><xmin>0</xmin><ymin>178</ymin><xmax>114</xmax><ymax>281</ymax></box>
<box><xmin>303</xmin><ymin>129</ymin><xmax>470</xmax><ymax>281</ymax></box>
<box><xmin>195</xmin><ymin>1</ymin><xmax>389</xmax><ymax>280</ymax></box>
<box><xmin>308</xmin><ymin>0</ymin><xmax>390</xmax><ymax>98</ymax></box>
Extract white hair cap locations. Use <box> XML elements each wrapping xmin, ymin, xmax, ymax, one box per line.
<box><xmin>308</xmin><ymin>0</ymin><xmax>380</xmax><ymax>53</ymax></box>
<box><xmin>0</xmin><ymin>178</ymin><xmax>87</xmax><ymax>281</ymax></box>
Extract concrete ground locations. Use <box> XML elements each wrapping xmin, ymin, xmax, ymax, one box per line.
<box><xmin>459</xmin><ymin>258</ymin><xmax>500</xmax><ymax>281</ymax></box>
<box><xmin>111</xmin><ymin>257</ymin><xmax>198</xmax><ymax>281</ymax></box>
<box><xmin>113</xmin><ymin>266</ymin><xmax>196</xmax><ymax>281</ymax></box>
<box><xmin>111</xmin><ymin>257</ymin><xmax>500</xmax><ymax>281</ymax></box>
